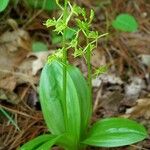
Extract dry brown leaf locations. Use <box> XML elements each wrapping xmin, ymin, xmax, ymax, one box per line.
<box><xmin>92</xmin><ymin>73</ymin><xmax>123</xmax><ymax>87</ymax></box>
<box><xmin>0</xmin><ymin>29</ymin><xmax>30</xmax><ymax>73</ymax></box>
<box><xmin>0</xmin><ymin>29</ymin><xmax>38</xmax><ymax>102</ymax></box>
<box><xmin>91</xmin><ymin>49</ymin><xmax>106</xmax><ymax>67</ymax></box>
<box><xmin>0</xmin><ymin>29</ymin><xmax>30</xmax><ymax>91</ymax></box>
<box><xmin>28</xmin><ymin>51</ymin><xmax>53</xmax><ymax>75</ymax></box>
<box><xmin>125</xmin><ymin>98</ymin><xmax>150</xmax><ymax>119</ymax></box>
<box><xmin>100</xmin><ymin>91</ymin><xmax>124</xmax><ymax>113</ymax></box>
<box><xmin>139</xmin><ymin>54</ymin><xmax>150</xmax><ymax>67</ymax></box>
<box><xmin>120</xmin><ymin>32</ymin><xmax>150</xmax><ymax>55</ymax></box>
<box><xmin>0</xmin><ymin>29</ymin><xmax>31</xmax><ymax>52</ymax></box>
<box><xmin>0</xmin><ymin>89</ymin><xmax>20</xmax><ymax>104</ymax></box>
<box><xmin>125</xmin><ymin>76</ymin><xmax>146</xmax><ymax>100</ymax></box>
<box><xmin>0</xmin><ymin>76</ymin><xmax>16</xmax><ymax>91</ymax></box>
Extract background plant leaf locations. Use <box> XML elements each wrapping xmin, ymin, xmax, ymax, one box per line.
<box><xmin>32</xmin><ymin>41</ymin><xmax>48</xmax><ymax>52</ymax></box>
<box><xmin>112</xmin><ymin>13</ymin><xmax>138</xmax><ymax>32</ymax></box>
<box><xmin>83</xmin><ymin>117</ymin><xmax>148</xmax><ymax>147</ymax></box>
<box><xmin>26</xmin><ymin>0</ymin><xmax>58</xmax><ymax>11</ymax></box>
<box><xmin>39</xmin><ymin>62</ymin><xmax>66</xmax><ymax>135</ymax></box>
<box><xmin>0</xmin><ymin>0</ymin><xmax>9</xmax><ymax>12</ymax></box>
<box><xmin>52</xmin><ymin>27</ymin><xmax>76</xmax><ymax>44</ymax></box>
<box><xmin>35</xmin><ymin>135</ymin><xmax>62</xmax><ymax>150</ymax></box>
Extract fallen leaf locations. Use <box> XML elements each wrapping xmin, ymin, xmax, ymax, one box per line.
<box><xmin>0</xmin><ymin>89</ymin><xmax>20</xmax><ymax>104</ymax></box>
<box><xmin>0</xmin><ymin>29</ymin><xmax>31</xmax><ymax>52</ymax></box>
<box><xmin>0</xmin><ymin>29</ymin><xmax>31</xmax><ymax>93</ymax></box>
<box><xmin>28</xmin><ymin>51</ymin><xmax>53</xmax><ymax>75</ymax></box>
<box><xmin>0</xmin><ymin>29</ymin><xmax>31</xmax><ymax>73</ymax></box>
<box><xmin>92</xmin><ymin>77</ymin><xmax>102</xmax><ymax>87</ymax></box>
<box><xmin>92</xmin><ymin>73</ymin><xmax>123</xmax><ymax>87</ymax></box>
<box><xmin>0</xmin><ymin>29</ymin><xmax>38</xmax><ymax>103</ymax></box>
<box><xmin>0</xmin><ymin>76</ymin><xmax>16</xmax><ymax>91</ymax></box>
<box><xmin>124</xmin><ymin>98</ymin><xmax>150</xmax><ymax>119</ymax></box>
<box><xmin>139</xmin><ymin>54</ymin><xmax>150</xmax><ymax>67</ymax></box>
<box><xmin>100</xmin><ymin>91</ymin><xmax>124</xmax><ymax>114</ymax></box>
<box><xmin>125</xmin><ymin>76</ymin><xmax>146</xmax><ymax>100</ymax></box>
<box><xmin>91</xmin><ymin>48</ymin><xmax>106</xmax><ymax>67</ymax></box>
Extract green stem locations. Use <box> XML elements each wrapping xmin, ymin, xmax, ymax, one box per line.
<box><xmin>86</xmin><ymin>39</ymin><xmax>92</xmax><ymax>104</ymax></box>
<box><xmin>62</xmin><ymin>0</ymin><xmax>68</xmax><ymax>130</ymax></box>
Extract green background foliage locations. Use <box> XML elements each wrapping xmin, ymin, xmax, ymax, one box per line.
<box><xmin>112</xmin><ymin>13</ymin><xmax>138</xmax><ymax>32</ymax></box>
<box><xmin>0</xmin><ymin>0</ymin><xmax>9</xmax><ymax>12</ymax></box>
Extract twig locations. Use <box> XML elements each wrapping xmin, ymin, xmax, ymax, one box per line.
<box><xmin>23</xmin><ymin>10</ymin><xmax>43</xmax><ymax>28</ymax></box>
<box><xmin>93</xmin><ymin>86</ymin><xmax>102</xmax><ymax>113</ymax></box>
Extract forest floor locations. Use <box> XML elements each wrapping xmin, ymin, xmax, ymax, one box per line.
<box><xmin>0</xmin><ymin>0</ymin><xmax>150</xmax><ymax>150</ymax></box>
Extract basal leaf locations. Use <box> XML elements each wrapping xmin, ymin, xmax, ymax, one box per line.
<box><xmin>40</xmin><ymin>60</ymin><xmax>93</xmax><ymax>147</ymax></box>
<box><xmin>39</xmin><ymin>62</ymin><xmax>65</xmax><ymax>135</ymax></box>
<box><xmin>55</xmin><ymin>133</ymin><xmax>78</xmax><ymax>150</ymax></box>
<box><xmin>68</xmin><ymin>65</ymin><xmax>92</xmax><ymax>139</ymax></box>
<box><xmin>112</xmin><ymin>13</ymin><xmax>138</xmax><ymax>32</ymax></box>
<box><xmin>0</xmin><ymin>0</ymin><xmax>9</xmax><ymax>12</ymax></box>
<box><xmin>36</xmin><ymin>135</ymin><xmax>62</xmax><ymax>150</ymax></box>
<box><xmin>83</xmin><ymin>117</ymin><xmax>148</xmax><ymax>147</ymax></box>
<box><xmin>20</xmin><ymin>134</ymin><xmax>54</xmax><ymax>150</ymax></box>
<box><xmin>39</xmin><ymin>61</ymin><xmax>81</xmax><ymax>145</ymax></box>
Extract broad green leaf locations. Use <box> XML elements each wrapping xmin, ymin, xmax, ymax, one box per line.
<box><xmin>36</xmin><ymin>140</ymin><xmax>56</xmax><ymax>150</ymax></box>
<box><xmin>0</xmin><ymin>0</ymin><xmax>9</xmax><ymax>12</ymax></box>
<box><xmin>20</xmin><ymin>134</ymin><xmax>54</xmax><ymax>150</ymax></box>
<box><xmin>112</xmin><ymin>13</ymin><xmax>138</xmax><ymax>32</ymax></box>
<box><xmin>26</xmin><ymin>0</ymin><xmax>58</xmax><ymax>11</ymax></box>
<box><xmin>83</xmin><ymin>117</ymin><xmax>148</xmax><ymax>147</ymax></box>
<box><xmin>39</xmin><ymin>62</ymin><xmax>65</xmax><ymax>135</ymax></box>
<box><xmin>68</xmin><ymin>65</ymin><xmax>92</xmax><ymax>139</ymax></box>
<box><xmin>57</xmin><ymin>133</ymin><xmax>79</xmax><ymax>150</ymax></box>
<box><xmin>39</xmin><ymin>61</ymin><xmax>81</xmax><ymax>143</ymax></box>
<box><xmin>40</xmin><ymin>60</ymin><xmax>91</xmax><ymax>147</ymax></box>
<box><xmin>32</xmin><ymin>41</ymin><xmax>48</xmax><ymax>52</ymax></box>
<box><xmin>36</xmin><ymin>135</ymin><xmax>62</xmax><ymax>150</ymax></box>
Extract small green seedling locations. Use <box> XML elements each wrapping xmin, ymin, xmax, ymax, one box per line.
<box><xmin>20</xmin><ymin>1</ymin><xmax>147</xmax><ymax>150</ymax></box>
<box><xmin>112</xmin><ymin>13</ymin><xmax>138</xmax><ymax>32</ymax></box>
